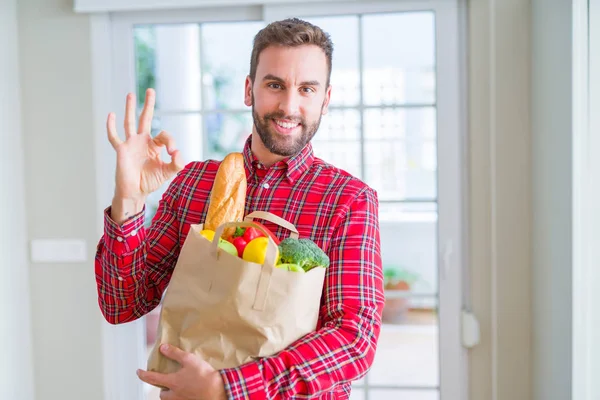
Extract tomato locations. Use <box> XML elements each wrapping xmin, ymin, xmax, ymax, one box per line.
<box><xmin>242</xmin><ymin>237</ymin><xmax>279</xmax><ymax>265</ymax></box>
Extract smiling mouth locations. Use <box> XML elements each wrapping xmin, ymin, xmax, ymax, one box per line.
<box><xmin>273</xmin><ymin>119</ymin><xmax>301</xmax><ymax>130</ymax></box>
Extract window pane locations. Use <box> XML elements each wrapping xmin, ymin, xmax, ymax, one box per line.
<box><xmin>380</xmin><ymin>201</ymin><xmax>438</xmax><ymax>298</ymax></box>
<box><xmin>154</xmin><ymin>114</ymin><xmax>203</xmax><ymax>164</ymax></box>
<box><xmin>205</xmin><ymin>112</ymin><xmax>253</xmax><ymax>160</ymax></box>
<box><xmin>364</xmin><ymin>107</ymin><xmax>436</xmax><ymax>141</ymax></box>
<box><xmin>134</xmin><ymin>26</ymin><xmax>158</xmax><ymax>109</ymax></box>
<box><xmin>312</xmin><ymin>140</ymin><xmax>361</xmax><ymax>179</ymax></box>
<box><xmin>370</xmin><ymin>390</ymin><xmax>439</xmax><ymax>400</ymax></box>
<box><xmin>312</xmin><ymin>109</ymin><xmax>361</xmax><ymax>177</ymax></box>
<box><xmin>143</xmin><ymin>114</ymin><xmax>203</xmax><ymax>221</ymax></box>
<box><xmin>364</xmin><ymin>107</ymin><xmax>437</xmax><ymax>200</ymax></box>
<box><xmin>378</xmin><ymin>202</ymin><xmax>437</xmax><ymax>221</ymax></box>
<box><xmin>362</xmin><ymin>12</ymin><xmax>436</xmax><ymax>106</ymax></box>
<box><xmin>349</xmin><ymin>387</ymin><xmax>364</xmax><ymax>400</ymax></box>
<box><xmin>303</xmin><ymin>16</ymin><xmax>360</xmax><ymax>106</ymax></box>
<box><xmin>364</xmin><ymin>140</ymin><xmax>437</xmax><ymax>200</ymax></box>
<box><xmin>381</xmin><ymin>212</ymin><xmax>438</xmax><ymax>297</ymax></box>
<box><xmin>201</xmin><ymin>21</ymin><xmax>265</xmax><ymax>110</ymax></box>
<box><xmin>369</xmin><ymin>318</ymin><xmax>439</xmax><ymax>387</ymax></box>
<box><xmin>317</xmin><ymin>108</ymin><xmax>360</xmax><ymax>141</ymax></box>
<box><xmin>134</xmin><ymin>24</ymin><xmax>202</xmax><ymax>111</ymax></box>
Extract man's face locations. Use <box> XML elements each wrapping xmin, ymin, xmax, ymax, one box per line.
<box><xmin>245</xmin><ymin>44</ymin><xmax>332</xmax><ymax>157</ymax></box>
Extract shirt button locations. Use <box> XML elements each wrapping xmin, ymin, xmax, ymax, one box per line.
<box><xmin>116</xmin><ymin>237</ymin><xmax>124</xmax><ymax>242</ymax></box>
<box><xmin>130</xmin><ymin>229</ymin><xmax>137</xmax><ymax>236</ymax></box>
<box><xmin>117</xmin><ymin>276</ymin><xmax>124</xmax><ymax>282</ymax></box>
<box><xmin>262</xmin><ymin>183</ymin><xmax>270</xmax><ymax>189</ymax></box>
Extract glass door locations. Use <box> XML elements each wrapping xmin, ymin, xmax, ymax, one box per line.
<box><xmin>263</xmin><ymin>3</ymin><xmax>467</xmax><ymax>399</ymax></box>
<box><xmin>108</xmin><ymin>1</ymin><xmax>467</xmax><ymax>398</ymax></box>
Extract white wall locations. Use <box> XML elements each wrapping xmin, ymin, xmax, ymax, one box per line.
<box><xmin>531</xmin><ymin>1</ymin><xmax>572</xmax><ymax>399</ymax></box>
<box><xmin>0</xmin><ymin>0</ymin><xmax>35</xmax><ymax>399</ymax></box>
<box><xmin>468</xmin><ymin>0</ymin><xmax>533</xmax><ymax>399</ymax></box>
<box><xmin>17</xmin><ymin>0</ymin><xmax>106</xmax><ymax>398</ymax></box>
<box><xmin>467</xmin><ymin>2</ymin><xmax>573</xmax><ymax>399</ymax></box>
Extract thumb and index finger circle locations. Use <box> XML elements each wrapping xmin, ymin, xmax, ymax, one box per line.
<box><xmin>152</xmin><ymin>130</ymin><xmax>176</xmax><ymax>153</ymax></box>
<box><xmin>153</xmin><ymin>131</ymin><xmax>184</xmax><ymax>174</ymax></box>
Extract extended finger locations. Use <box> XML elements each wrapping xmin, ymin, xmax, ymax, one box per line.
<box><xmin>124</xmin><ymin>92</ymin><xmax>137</xmax><ymax>138</ymax></box>
<box><xmin>153</xmin><ymin>131</ymin><xmax>177</xmax><ymax>154</ymax></box>
<box><xmin>159</xmin><ymin>343</ymin><xmax>192</xmax><ymax>366</ymax></box>
<box><xmin>106</xmin><ymin>112</ymin><xmax>122</xmax><ymax>149</ymax></box>
<box><xmin>138</xmin><ymin>88</ymin><xmax>156</xmax><ymax>134</ymax></box>
<box><xmin>136</xmin><ymin>368</ymin><xmax>173</xmax><ymax>389</ymax></box>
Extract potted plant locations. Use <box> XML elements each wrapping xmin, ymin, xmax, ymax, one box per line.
<box><xmin>382</xmin><ymin>265</ymin><xmax>420</xmax><ymax>324</ymax></box>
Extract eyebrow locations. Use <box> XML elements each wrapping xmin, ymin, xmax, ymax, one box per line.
<box><xmin>262</xmin><ymin>74</ymin><xmax>321</xmax><ymax>87</ymax></box>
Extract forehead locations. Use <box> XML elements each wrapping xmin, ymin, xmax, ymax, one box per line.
<box><xmin>255</xmin><ymin>44</ymin><xmax>328</xmax><ymax>83</ymax></box>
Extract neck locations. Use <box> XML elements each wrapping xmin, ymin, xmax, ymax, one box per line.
<box><xmin>250</xmin><ymin>131</ymin><xmax>286</xmax><ymax>168</ymax></box>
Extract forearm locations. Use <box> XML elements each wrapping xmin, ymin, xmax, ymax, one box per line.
<box><xmin>220</xmin><ymin>303</ymin><xmax>382</xmax><ymax>399</ymax></box>
<box><xmin>96</xmin><ymin>165</ymin><xmax>191</xmax><ymax>323</ymax></box>
<box><xmin>97</xmin><ymin>191</ymin><xmax>186</xmax><ymax>324</ymax></box>
<box><xmin>95</xmin><ymin>207</ymin><xmax>160</xmax><ymax>323</ymax></box>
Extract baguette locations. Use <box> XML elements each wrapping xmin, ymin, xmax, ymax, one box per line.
<box><xmin>204</xmin><ymin>152</ymin><xmax>247</xmax><ymax>238</ymax></box>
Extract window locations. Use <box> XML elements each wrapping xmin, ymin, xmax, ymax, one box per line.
<box><xmin>135</xmin><ymin>13</ymin><xmax>438</xmax><ymax>224</ymax></box>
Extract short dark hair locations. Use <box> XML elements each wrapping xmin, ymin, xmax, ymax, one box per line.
<box><xmin>249</xmin><ymin>18</ymin><xmax>334</xmax><ymax>86</ymax></box>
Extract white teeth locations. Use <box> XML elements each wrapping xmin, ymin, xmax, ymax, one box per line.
<box><xmin>275</xmin><ymin>120</ymin><xmax>299</xmax><ymax>129</ymax></box>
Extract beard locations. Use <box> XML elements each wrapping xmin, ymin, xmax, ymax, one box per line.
<box><xmin>251</xmin><ymin>94</ymin><xmax>324</xmax><ymax>157</ymax></box>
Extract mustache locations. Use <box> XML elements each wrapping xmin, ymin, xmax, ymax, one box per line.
<box><xmin>263</xmin><ymin>111</ymin><xmax>304</xmax><ymax>124</ymax></box>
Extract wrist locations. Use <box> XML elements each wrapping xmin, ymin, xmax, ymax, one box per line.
<box><xmin>111</xmin><ymin>195</ymin><xmax>146</xmax><ymax>224</ymax></box>
<box><xmin>212</xmin><ymin>371</ymin><xmax>228</xmax><ymax>400</ymax></box>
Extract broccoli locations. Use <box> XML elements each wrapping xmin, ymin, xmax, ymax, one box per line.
<box><xmin>278</xmin><ymin>237</ymin><xmax>330</xmax><ymax>272</ymax></box>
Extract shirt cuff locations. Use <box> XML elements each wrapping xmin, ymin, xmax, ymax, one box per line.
<box><xmin>220</xmin><ymin>361</ymin><xmax>265</xmax><ymax>400</ymax></box>
<box><xmin>103</xmin><ymin>205</ymin><xmax>146</xmax><ymax>254</ymax></box>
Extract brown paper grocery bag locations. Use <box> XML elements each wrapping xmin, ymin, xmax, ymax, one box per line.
<box><xmin>146</xmin><ymin>211</ymin><xmax>326</xmax><ymax>376</ymax></box>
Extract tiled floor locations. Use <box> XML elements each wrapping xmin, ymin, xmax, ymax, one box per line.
<box><xmin>145</xmin><ymin>310</ymin><xmax>439</xmax><ymax>400</ymax></box>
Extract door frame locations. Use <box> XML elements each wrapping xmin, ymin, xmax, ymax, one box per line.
<box><xmin>573</xmin><ymin>0</ymin><xmax>600</xmax><ymax>399</ymax></box>
<box><xmin>89</xmin><ymin>2</ymin><xmax>470</xmax><ymax>398</ymax></box>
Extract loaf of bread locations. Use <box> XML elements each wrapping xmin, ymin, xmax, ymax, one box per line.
<box><xmin>204</xmin><ymin>152</ymin><xmax>247</xmax><ymax>238</ymax></box>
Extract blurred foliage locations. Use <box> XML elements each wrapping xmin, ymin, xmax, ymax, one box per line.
<box><xmin>134</xmin><ymin>26</ymin><xmax>157</xmax><ymax>109</ymax></box>
<box><xmin>383</xmin><ymin>265</ymin><xmax>420</xmax><ymax>286</ymax></box>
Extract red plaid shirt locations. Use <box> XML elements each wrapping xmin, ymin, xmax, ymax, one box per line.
<box><xmin>95</xmin><ymin>136</ymin><xmax>385</xmax><ymax>399</ymax></box>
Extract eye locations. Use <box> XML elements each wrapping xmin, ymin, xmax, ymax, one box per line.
<box><xmin>301</xmin><ymin>87</ymin><xmax>315</xmax><ymax>93</ymax></box>
<box><xmin>268</xmin><ymin>82</ymin><xmax>282</xmax><ymax>90</ymax></box>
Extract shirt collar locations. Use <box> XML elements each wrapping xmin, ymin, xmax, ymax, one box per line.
<box><xmin>242</xmin><ymin>135</ymin><xmax>314</xmax><ymax>184</ymax></box>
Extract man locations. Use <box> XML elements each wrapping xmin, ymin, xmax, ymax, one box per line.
<box><xmin>96</xmin><ymin>18</ymin><xmax>385</xmax><ymax>399</ymax></box>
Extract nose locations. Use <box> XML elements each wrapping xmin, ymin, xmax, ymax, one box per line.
<box><xmin>278</xmin><ymin>90</ymin><xmax>300</xmax><ymax>117</ymax></box>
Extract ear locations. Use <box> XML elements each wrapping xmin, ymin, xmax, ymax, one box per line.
<box><xmin>244</xmin><ymin>75</ymin><xmax>253</xmax><ymax>107</ymax></box>
<box><xmin>321</xmin><ymin>84</ymin><xmax>332</xmax><ymax>115</ymax></box>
